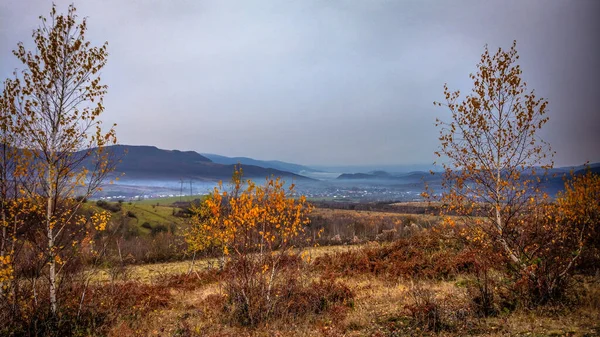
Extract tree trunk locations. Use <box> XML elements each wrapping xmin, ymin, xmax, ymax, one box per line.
<box><xmin>494</xmin><ymin>166</ymin><xmax>525</xmax><ymax>270</ymax></box>
<box><xmin>0</xmin><ymin>213</ymin><xmax>6</xmax><ymax>298</ymax></box>
<box><xmin>47</xmin><ymin>163</ymin><xmax>57</xmax><ymax>315</ymax></box>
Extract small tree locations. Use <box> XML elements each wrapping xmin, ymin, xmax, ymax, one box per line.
<box><xmin>10</xmin><ymin>4</ymin><xmax>117</xmax><ymax>314</ymax></box>
<box><xmin>186</xmin><ymin>166</ymin><xmax>314</xmax><ymax>325</ymax></box>
<box><xmin>431</xmin><ymin>42</ymin><xmax>553</xmax><ymax>283</ymax></box>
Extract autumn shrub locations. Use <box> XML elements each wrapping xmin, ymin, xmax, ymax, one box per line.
<box><xmin>104</xmin><ymin>256</ymin><xmax>132</xmax><ymax>289</ymax></box>
<box><xmin>222</xmin><ymin>257</ymin><xmax>354</xmax><ymax>326</ymax></box>
<box><xmin>185</xmin><ymin>166</ymin><xmax>319</xmax><ymax>326</ymax></box>
<box><xmin>91</xmin><ymin>230</ymin><xmax>187</xmax><ymax>265</ymax></box>
<box><xmin>404</xmin><ymin>283</ymin><xmax>443</xmax><ymax>332</ymax></box>
<box><xmin>486</xmin><ymin>170</ymin><xmax>600</xmax><ymax>306</ymax></box>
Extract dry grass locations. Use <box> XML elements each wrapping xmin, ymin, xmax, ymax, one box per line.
<box><xmin>312</xmin><ymin>207</ymin><xmax>440</xmax><ymax>221</ymax></box>
<box><xmin>90</xmin><ymin>236</ymin><xmax>600</xmax><ymax>336</ymax></box>
<box><xmin>103</xmin><ymin>273</ymin><xmax>600</xmax><ymax>337</ymax></box>
<box><xmin>390</xmin><ymin>201</ymin><xmax>441</xmax><ymax>208</ymax></box>
<box><xmin>91</xmin><ymin>245</ymin><xmax>354</xmax><ymax>283</ymax></box>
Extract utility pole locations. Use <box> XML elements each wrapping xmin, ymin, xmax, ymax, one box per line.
<box><xmin>179</xmin><ymin>178</ymin><xmax>184</xmax><ymax>202</ymax></box>
<box><xmin>189</xmin><ymin>179</ymin><xmax>193</xmax><ymax>201</ymax></box>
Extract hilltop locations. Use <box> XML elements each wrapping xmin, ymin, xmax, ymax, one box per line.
<box><xmin>103</xmin><ymin>145</ymin><xmax>314</xmax><ymax>181</ymax></box>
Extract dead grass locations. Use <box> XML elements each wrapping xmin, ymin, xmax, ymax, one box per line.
<box><xmin>88</xmin><ymin>238</ymin><xmax>600</xmax><ymax>336</ymax></box>
<box><xmin>390</xmin><ymin>201</ymin><xmax>441</xmax><ymax>208</ymax></box>
<box><xmin>91</xmin><ymin>245</ymin><xmax>354</xmax><ymax>283</ymax></box>
<box><xmin>103</xmin><ymin>273</ymin><xmax>600</xmax><ymax>337</ymax></box>
<box><xmin>312</xmin><ymin>207</ymin><xmax>441</xmax><ymax>222</ymax></box>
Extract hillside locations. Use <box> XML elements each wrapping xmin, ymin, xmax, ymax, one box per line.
<box><xmin>104</xmin><ymin>145</ymin><xmax>314</xmax><ymax>181</ymax></box>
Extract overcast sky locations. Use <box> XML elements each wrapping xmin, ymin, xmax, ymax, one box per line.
<box><xmin>1</xmin><ymin>0</ymin><xmax>599</xmax><ymax>167</ymax></box>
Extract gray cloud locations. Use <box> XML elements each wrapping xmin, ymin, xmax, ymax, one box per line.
<box><xmin>1</xmin><ymin>0</ymin><xmax>598</xmax><ymax>166</ymax></box>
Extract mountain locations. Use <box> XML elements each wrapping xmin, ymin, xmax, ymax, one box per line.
<box><xmin>201</xmin><ymin>153</ymin><xmax>317</xmax><ymax>174</ymax></box>
<box><xmin>539</xmin><ymin>163</ymin><xmax>600</xmax><ymax>195</ymax></box>
<box><xmin>336</xmin><ymin>164</ymin><xmax>600</xmax><ymax>193</ymax></box>
<box><xmin>337</xmin><ymin>170</ymin><xmax>435</xmax><ymax>182</ymax></box>
<box><xmin>337</xmin><ymin>173</ymin><xmax>375</xmax><ymax>180</ymax></box>
<box><xmin>104</xmin><ymin>145</ymin><xmax>313</xmax><ymax>181</ymax></box>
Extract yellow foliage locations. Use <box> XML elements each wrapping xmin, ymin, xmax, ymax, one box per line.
<box><xmin>186</xmin><ymin>166</ymin><xmax>314</xmax><ymax>257</ymax></box>
<box><xmin>0</xmin><ymin>255</ymin><xmax>14</xmax><ymax>285</ymax></box>
<box><xmin>91</xmin><ymin>210</ymin><xmax>111</xmax><ymax>231</ymax></box>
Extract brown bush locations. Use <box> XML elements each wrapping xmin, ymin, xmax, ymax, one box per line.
<box><xmin>405</xmin><ymin>284</ymin><xmax>443</xmax><ymax>332</ymax></box>
<box><xmin>465</xmin><ymin>265</ymin><xmax>501</xmax><ymax>317</ymax></box>
<box><xmin>221</xmin><ymin>257</ymin><xmax>354</xmax><ymax>327</ymax></box>
<box><xmin>158</xmin><ymin>269</ymin><xmax>221</xmax><ymax>291</ymax></box>
<box><xmin>1</xmin><ymin>280</ymin><xmax>171</xmax><ymax>336</ymax></box>
<box><xmin>313</xmin><ymin>230</ymin><xmax>481</xmax><ymax>280</ymax></box>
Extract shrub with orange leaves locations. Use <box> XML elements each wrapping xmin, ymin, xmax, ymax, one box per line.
<box><xmin>560</xmin><ymin>169</ymin><xmax>600</xmax><ymax>273</ymax></box>
<box><xmin>186</xmin><ymin>165</ymin><xmax>316</xmax><ymax>325</ymax></box>
<box><xmin>518</xmin><ymin>169</ymin><xmax>600</xmax><ymax>302</ymax></box>
<box><xmin>556</xmin><ymin>169</ymin><xmax>600</xmax><ymax>249</ymax></box>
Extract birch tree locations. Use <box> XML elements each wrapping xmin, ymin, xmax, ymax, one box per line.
<box><xmin>11</xmin><ymin>4</ymin><xmax>116</xmax><ymax>314</ymax></box>
<box><xmin>432</xmin><ymin>41</ymin><xmax>552</xmax><ymax>274</ymax></box>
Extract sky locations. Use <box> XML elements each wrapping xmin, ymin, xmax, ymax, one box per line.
<box><xmin>1</xmin><ymin>0</ymin><xmax>599</xmax><ymax>167</ymax></box>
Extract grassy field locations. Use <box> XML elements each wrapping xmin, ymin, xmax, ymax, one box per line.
<box><xmin>88</xmin><ymin>200</ymin><xmax>186</xmax><ymax>235</ymax></box>
<box><xmin>123</xmin><ymin>203</ymin><xmax>183</xmax><ymax>225</ymax></box>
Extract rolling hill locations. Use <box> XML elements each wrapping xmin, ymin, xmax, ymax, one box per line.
<box><xmin>104</xmin><ymin>145</ymin><xmax>314</xmax><ymax>181</ymax></box>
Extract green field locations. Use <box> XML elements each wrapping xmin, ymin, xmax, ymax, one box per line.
<box><xmin>128</xmin><ymin>195</ymin><xmax>207</xmax><ymax>206</ymax></box>
<box><xmin>88</xmin><ymin>199</ymin><xmax>188</xmax><ymax>235</ymax></box>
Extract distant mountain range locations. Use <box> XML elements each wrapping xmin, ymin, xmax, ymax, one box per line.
<box><xmin>201</xmin><ymin>153</ymin><xmax>317</xmax><ymax>174</ymax></box>
<box><xmin>76</xmin><ymin>145</ymin><xmax>598</xmax><ymax>199</ymax></box>
<box><xmin>312</xmin><ymin>164</ymin><xmax>436</xmax><ymax>174</ymax></box>
<box><xmin>337</xmin><ymin>163</ymin><xmax>600</xmax><ymax>180</ymax></box>
<box><xmin>105</xmin><ymin>145</ymin><xmax>314</xmax><ymax>181</ymax></box>
<box><xmin>106</xmin><ymin>145</ymin><xmax>598</xmax><ymax>184</ymax></box>
<box><xmin>337</xmin><ymin>170</ymin><xmax>438</xmax><ymax>183</ymax></box>
<box><xmin>336</xmin><ymin>164</ymin><xmax>600</xmax><ymax>196</ymax></box>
